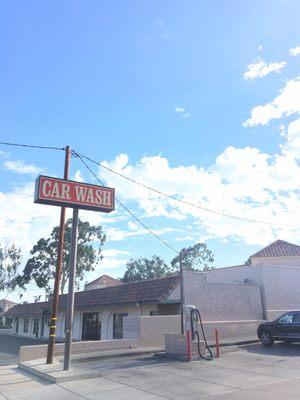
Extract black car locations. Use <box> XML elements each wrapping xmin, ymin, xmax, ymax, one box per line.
<box><xmin>257</xmin><ymin>311</ymin><xmax>300</xmax><ymax>345</ymax></box>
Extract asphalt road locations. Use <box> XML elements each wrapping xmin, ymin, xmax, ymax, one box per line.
<box><xmin>0</xmin><ymin>330</ymin><xmax>42</xmax><ymax>365</ymax></box>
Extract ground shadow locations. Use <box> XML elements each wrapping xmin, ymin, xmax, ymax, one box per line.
<box><xmin>239</xmin><ymin>342</ymin><xmax>300</xmax><ymax>357</ymax></box>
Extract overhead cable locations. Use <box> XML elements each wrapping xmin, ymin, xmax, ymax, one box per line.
<box><xmin>75</xmin><ymin>151</ymin><xmax>297</xmax><ymax>228</ymax></box>
<box><xmin>0</xmin><ymin>141</ymin><xmax>65</xmax><ymax>151</ymax></box>
<box><xmin>74</xmin><ymin>151</ymin><xmax>179</xmax><ymax>255</ymax></box>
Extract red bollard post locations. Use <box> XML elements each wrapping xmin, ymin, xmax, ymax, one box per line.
<box><xmin>215</xmin><ymin>328</ymin><xmax>220</xmax><ymax>358</ymax></box>
<box><xmin>186</xmin><ymin>330</ymin><xmax>192</xmax><ymax>362</ymax></box>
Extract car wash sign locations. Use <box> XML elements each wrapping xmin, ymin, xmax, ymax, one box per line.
<box><xmin>34</xmin><ymin>175</ymin><xmax>115</xmax><ymax>212</ymax></box>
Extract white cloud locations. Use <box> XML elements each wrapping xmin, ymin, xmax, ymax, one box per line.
<box><xmin>73</xmin><ymin>169</ymin><xmax>84</xmax><ymax>182</ymax></box>
<box><xmin>174</xmin><ymin>106</ymin><xmax>190</xmax><ymax>118</ymax></box>
<box><xmin>0</xmin><ymin>182</ymin><xmax>60</xmax><ymax>252</ymax></box>
<box><xmin>244</xmin><ymin>58</ymin><xmax>286</xmax><ymax>80</ymax></box>
<box><xmin>0</xmin><ymin>150</ymin><xmax>9</xmax><ymax>158</ymax></box>
<box><xmin>98</xmin><ymin>119</ymin><xmax>300</xmax><ymax>246</ymax></box>
<box><xmin>244</xmin><ymin>77</ymin><xmax>300</xmax><ymax>126</ymax></box>
<box><xmin>3</xmin><ymin>159</ymin><xmax>42</xmax><ymax>175</ymax></box>
<box><xmin>290</xmin><ymin>47</ymin><xmax>300</xmax><ymax>56</ymax></box>
<box><xmin>175</xmin><ymin>106</ymin><xmax>186</xmax><ymax>113</ymax></box>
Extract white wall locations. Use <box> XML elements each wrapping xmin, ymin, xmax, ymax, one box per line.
<box><xmin>12</xmin><ymin>303</ymin><xmax>159</xmax><ymax>340</ymax></box>
<box><xmin>204</xmin><ymin>264</ymin><xmax>300</xmax><ymax>320</ymax></box>
<box><xmin>184</xmin><ymin>271</ymin><xmax>264</xmax><ymax>321</ymax></box>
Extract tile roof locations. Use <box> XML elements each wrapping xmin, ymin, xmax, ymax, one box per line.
<box><xmin>5</xmin><ymin>275</ymin><xmax>180</xmax><ymax>318</ymax></box>
<box><xmin>250</xmin><ymin>240</ymin><xmax>300</xmax><ymax>259</ymax></box>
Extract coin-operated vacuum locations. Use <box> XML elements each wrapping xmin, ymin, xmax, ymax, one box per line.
<box><xmin>184</xmin><ymin>305</ymin><xmax>214</xmax><ymax>361</ymax></box>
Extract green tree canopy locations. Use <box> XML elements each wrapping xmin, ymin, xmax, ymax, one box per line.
<box><xmin>14</xmin><ymin>218</ymin><xmax>106</xmax><ymax>294</ymax></box>
<box><xmin>171</xmin><ymin>243</ymin><xmax>214</xmax><ymax>272</ymax></box>
<box><xmin>0</xmin><ymin>244</ymin><xmax>21</xmax><ymax>291</ymax></box>
<box><xmin>123</xmin><ymin>255</ymin><xmax>172</xmax><ymax>282</ymax></box>
<box><xmin>122</xmin><ymin>243</ymin><xmax>214</xmax><ymax>282</ymax></box>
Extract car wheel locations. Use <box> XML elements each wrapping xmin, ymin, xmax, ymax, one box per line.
<box><xmin>260</xmin><ymin>330</ymin><xmax>274</xmax><ymax>346</ymax></box>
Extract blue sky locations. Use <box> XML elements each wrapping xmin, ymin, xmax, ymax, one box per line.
<box><xmin>1</xmin><ymin>1</ymin><xmax>300</xmax><ymax>301</ymax></box>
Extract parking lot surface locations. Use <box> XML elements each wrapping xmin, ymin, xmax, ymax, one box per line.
<box><xmin>0</xmin><ymin>331</ymin><xmax>42</xmax><ymax>366</ymax></box>
<box><xmin>1</xmin><ymin>343</ymin><xmax>300</xmax><ymax>399</ymax></box>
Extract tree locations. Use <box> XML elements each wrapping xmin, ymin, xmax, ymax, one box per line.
<box><xmin>122</xmin><ymin>243</ymin><xmax>215</xmax><ymax>282</ymax></box>
<box><xmin>0</xmin><ymin>244</ymin><xmax>21</xmax><ymax>291</ymax></box>
<box><xmin>171</xmin><ymin>243</ymin><xmax>214</xmax><ymax>272</ymax></box>
<box><xmin>34</xmin><ymin>294</ymin><xmax>42</xmax><ymax>303</ymax></box>
<box><xmin>14</xmin><ymin>218</ymin><xmax>106</xmax><ymax>294</ymax></box>
<box><xmin>123</xmin><ymin>255</ymin><xmax>172</xmax><ymax>282</ymax></box>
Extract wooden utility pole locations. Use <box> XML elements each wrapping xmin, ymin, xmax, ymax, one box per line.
<box><xmin>180</xmin><ymin>250</ymin><xmax>185</xmax><ymax>334</ymax></box>
<box><xmin>46</xmin><ymin>145</ymin><xmax>70</xmax><ymax>364</ymax></box>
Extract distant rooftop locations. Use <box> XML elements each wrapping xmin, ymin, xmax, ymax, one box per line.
<box><xmin>250</xmin><ymin>240</ymin><xmax>300</xmax><ymax>259</ymax></box>
<box><xmin>0</xmin><ymin>299</ymin><xmax>17</xmax><ymax>305</ymax></box>
<box><xmin>85</xmin><ymin>274</ymin><xmax>123</xmax><ymax>290</ymax></box>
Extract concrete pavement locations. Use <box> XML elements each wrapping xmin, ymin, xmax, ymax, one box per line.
<box><xmin>1</xmin><ymin>343</ymin><xmax>300</xmax><ymax>399</ymax></box>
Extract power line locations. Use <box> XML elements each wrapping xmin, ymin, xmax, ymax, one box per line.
<box><xmin>0</xmin><ymin>141</ymin><xmax>65</xmax><ymax>151</ymax></box>
<box><xmin>0</xmin><ymin>142</ymin><xmax>296</xmax><ymax>228</ymax></box>
<box><xmin>74</xmin><ymin>151</ymin><xmax>179</xmax><ymax>255</ymax></box>
<box><xmin>74</xmin><ymin>151</ymin><xmax>297</xmax><ymax>228</ymax></box>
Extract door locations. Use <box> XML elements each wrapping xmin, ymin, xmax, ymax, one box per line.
<box><xmin>15</xmin><ymin>317</ymin><xmax>19</xmax><ymax>334</ymax></box>
<box><xmin>290</xmin><ymin>312</ymin><xmax>300</xmax><ymax>340</ymax></box>
<box><xmin>33</xmin><ymin>318</ymin><xmax>40</xmax><ymax>338</ymax></box>
<box><xmin>272</xmin><ymin>312</ymin><xmax>293</xmax><ymax>339</ymax></box>
<box><xmin>40</xmin><ymin>317</ymin><xmax>47</xmax><ymax>338</ymax></box>
<box><xmin>82</xmin><ymin>313</ymin><xmax>101</xmax><ymax>341</ymax></box>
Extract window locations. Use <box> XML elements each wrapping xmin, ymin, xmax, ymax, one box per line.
<box><xmin>113</xmin><ymin>313</ymin><xmax>128</xmax><ymax>339</ymax></box>
<box><xmin>279</xmin><ymin>313</ymin><xmax>293</xmax><ymax>324</ymax></box>
<box><xmin>150</xmin><ymin>311</ymin><xmax>158</xmax><ymax>316</ymax></box>
<box><xmin>23</xmin><ymin>318</ymin><xmax>29</xmax><ymax>333</ymax></box>
<box><xmin>292</xmin><ymin>312</ymin><xmax>300</xmax><ymax>323</ymax></box>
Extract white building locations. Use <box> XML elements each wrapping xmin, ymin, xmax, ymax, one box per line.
<box><xmin>6</xmin><ymin>275</ymin><xmax>180</xmax><ymax>340</ymax></box>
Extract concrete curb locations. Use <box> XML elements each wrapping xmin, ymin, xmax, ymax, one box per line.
<box><xmin>19</xmin><ymin>359</ymin><xmax>101</xmax><ymax>383</ymax></box>
<box><xmin>67</xmin><ymin>346</ymin><xmax>164</xmax><ymax>364</ymax></box>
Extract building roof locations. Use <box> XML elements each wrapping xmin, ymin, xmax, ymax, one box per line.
<box><xmin>85</xmin><ymin>274</ymin><xmax>123</xmax><ymax>289</ymax></box>
<box><xmin>5</xmin><ymin>275</ymin><xmax>180</xmax><ymax>318</ymax></box>
<box><xmin>0</xmin><ymin>299</ymin><xmax>17</xmax><ymax>305</ymax></box>
<box><xmin>250</xmin><ymin>240</ymin><xmax>300</xmax><ymax>259</ymax></box>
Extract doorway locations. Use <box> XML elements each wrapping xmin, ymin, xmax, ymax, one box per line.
<box><xmin>82</xmin><ymin>313</ymin><xmax>101</xmax><ymax>340</ymax></box>
<box><xmin>33</xmin><ymin>318</ymin><xmax>39</xmax><ymax>338</ymax></box>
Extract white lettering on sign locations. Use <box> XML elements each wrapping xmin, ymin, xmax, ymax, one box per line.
<box><xmin>102</xmin><ymin>190</ymin><xmax>112</xmax><ymax>206</ymax></box>
<box><xmin>42</xmin><ymin>180</ymin><xmax>52</xmax><ymax>197</ymax></box>
<box><xmin>36</xmin><ymin>175</ymin><xmax>115</xmax><ymax>212</ymax></box>
<box><xmin>61</xmin><ymin>184</ymin><xmax>71</xmax><ymax>200</ymax></box>
<box><xmin>75</xmin><ymin>186</ymin><xmax>87</xmax><ymax>202</ymax></box>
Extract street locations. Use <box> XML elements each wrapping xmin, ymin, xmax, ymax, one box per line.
<box><xmin>1</xmin><ymin>342</ymin><xmax>300</xmax><ymax>399</ymax></box>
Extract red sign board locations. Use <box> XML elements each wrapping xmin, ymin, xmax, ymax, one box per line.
<box><xmin>34</xmin><ymin>175</ymin><xmax>115</xmax><ymax>212</ymax></box>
